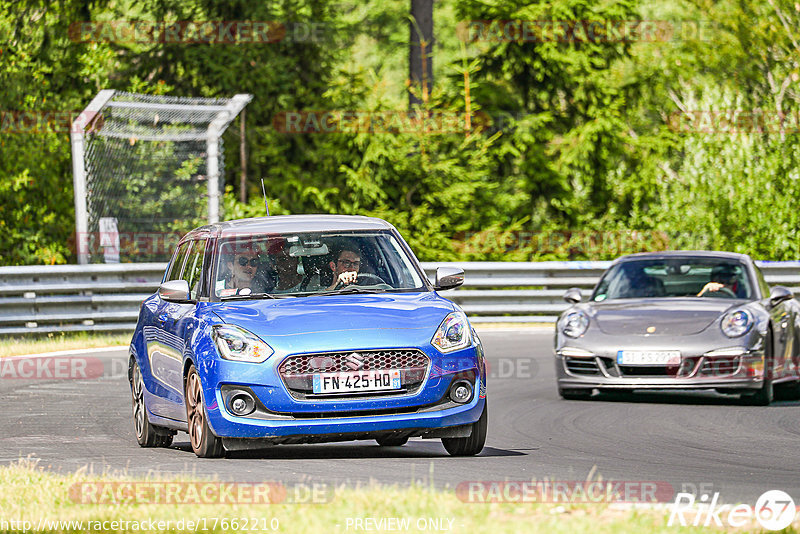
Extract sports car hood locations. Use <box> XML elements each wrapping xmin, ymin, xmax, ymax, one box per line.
<box><xmin>208</xmin><ymin>292</ymin><xmax>457</xmax><ymax>352</ymax></box>
<box><xmin>590</xmin><ymin>298</ymin><xmax>745</xmax><ymax>336</ymax></box>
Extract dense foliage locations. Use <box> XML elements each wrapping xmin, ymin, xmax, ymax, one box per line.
<box><xmin>1</xmin><ymin>0</ymin><xmax>799</xmax><ymax>264</ymax></box>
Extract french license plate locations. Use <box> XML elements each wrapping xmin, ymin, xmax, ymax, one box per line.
<box><xmin>617</xmin><ymin>350</ymin><xmax>681</xmax><ymax>366</ymax></box>
<box><xmin>312</xmin><ymin>369</ymin><xmax>401</xmax><ymax>394</ymax></box>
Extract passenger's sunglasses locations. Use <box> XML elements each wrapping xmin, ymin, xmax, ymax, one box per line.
<box><xmin>237</xmin><ymin>257</ymin><xmax>259</xmax><ymax>267</ymax></box>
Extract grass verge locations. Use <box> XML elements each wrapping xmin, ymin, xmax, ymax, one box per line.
<box><xmin>0</xmin><ymin>332</ymin><xmax>132</xmax><ymax>358</ymax></box>
<box><xmin>0</xmin><ymin>460</ymin><xmax>759</xmax><ymax>533</ymax></box>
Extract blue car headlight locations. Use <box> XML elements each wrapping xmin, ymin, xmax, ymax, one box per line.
<box><xmin>721</xmin><ymin>310</ymin><xmax>752</xmax><ymax>337</ymax></box>
<box><xmin>212</xmin><ymin>325</ymin><xmax>274</xmax><ymax>363</ymax></box>
<box><xmin>560</xmin><ymin>311</ymin><xmax>589</xmax><ymax>338</ymax></box>
<box><xmin>432</xmin><ymin>311</ymin><xmax>472</xmax><ymax>353</ymax></box>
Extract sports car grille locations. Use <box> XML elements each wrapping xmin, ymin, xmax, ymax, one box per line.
<box><xmin>565</xmin><ymin>357</ymin><xmax>600</xmax><ymax>375</ymax></box>
<box><xmin>699</xmin><ymin>357</ymin><xmax>740</xmax><ymax>377</ymax></box>
<box><xmin>279</xmin><ymin>349</ymin><xmax>430</xmax><ymax>399</ymax></box>
<box><xmin>618</xmin><ymin>366</ymin><xmax>677</xmax><ymax>377</ymax></box>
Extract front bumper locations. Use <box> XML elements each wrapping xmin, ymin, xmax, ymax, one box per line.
<box><xmin>219</xmin><ymin>395</ymin><xmax>485</xmax><ymax>448</ymax></box>
<box><xmin>555</xmin><ymin>350</ymin><xmax>766</xmax><ymax>391</ymax></box>
<box><xmin>199</xmin><ymin>344</ymin><xmax>485</xmax><ymax>441</ymax></box>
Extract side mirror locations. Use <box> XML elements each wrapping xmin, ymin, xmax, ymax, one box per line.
<box><xmin>434</xmin><ymin>267</ymin><xmax>465</xmax><ymax>290</ymax></box>
<box><xmin>563</xmin><ymin>287</ymin><xmax>582</xmax><ymax>304</ymax></box>
<box><xmin>769</xmin><ymin>285</ymin><xmax>793</xmax><ymax>306</ymax></box>
<box><xmin>158</xmin><ymin>279</ymin><xmax>191</xmax><ymax>302</ymax></box>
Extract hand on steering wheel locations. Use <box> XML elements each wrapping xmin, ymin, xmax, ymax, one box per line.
<box><xmin>333</xmin><ymin>271</ymin><xmax>358</xmax><ymax>290</ymax></box>
<box><xmin>333</xmin><ymin>272</ymin><xmax>386</xmax><ymax>290</ymax></box>
<box><xmin>716</xmin><ymin>286</ymin><xmax>737</xmax><ymax>297</ymax></box>
<box><xmin>698</xmin><ymin>282</ymin><xmax>737</xmax><ymax>298</ymax></box>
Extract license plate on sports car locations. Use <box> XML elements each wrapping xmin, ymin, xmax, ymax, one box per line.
<box><xmin>312</xmin><ymin>369</ymin><xmax>402</xmax><ymax>394</ymax></box>
<box><xmin>617</xmin><ymin>350</ymin><xmax>681</xmax><ymax>366</ymax></box>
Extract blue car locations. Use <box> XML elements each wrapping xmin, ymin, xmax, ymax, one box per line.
<box><xmin>129</xmin><ymin>215</ymin><xmax>487</xmax><ymax>457</ymax></box>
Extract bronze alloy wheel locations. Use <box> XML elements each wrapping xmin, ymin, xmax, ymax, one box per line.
<box><xmin>184</xmin><ymin>365</ymin><xmax>224</xmax><ymax>458</ymax></box>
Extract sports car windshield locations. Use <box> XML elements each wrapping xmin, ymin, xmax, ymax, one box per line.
<box><xmin>592</xmin><ymin>258</ymin><xmax>753</xmax><ymax>302</ymax></box>
<box><xmin>214</xmin><ymin>230</ymin><xmax>426</xmax><ymax>298</ymax></box>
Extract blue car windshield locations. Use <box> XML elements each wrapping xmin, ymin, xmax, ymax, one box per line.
<box><xmin>214</xmin><ymin>230</ymin><xmax>426</xmax><ymax>298</ymax></box>
<box><xmin>592</xmin><ymin>259</ymin><xmax>753</xmax><ymax>301</ymax></box>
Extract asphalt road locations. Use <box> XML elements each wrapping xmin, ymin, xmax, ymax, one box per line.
<box><xmin>1</xmin><ymin>328</ymin><xmax>799</xmax><ymax>504</ymax></box>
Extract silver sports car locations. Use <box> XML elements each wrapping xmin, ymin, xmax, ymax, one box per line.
<box><xmin>554</xmin><ymin>251</ymin><xmax>800</xmax><ymax>405</ymax></box>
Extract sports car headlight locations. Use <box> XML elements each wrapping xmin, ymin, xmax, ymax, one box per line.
<box><xmin>720</xmin><ymin>310</ymin><xmax>752</xmax><ymax>337</ymax></box>
<box><xmin>561</xmin><ymin>311</ymin><xmax>589</xmax><ymax>338</ymax></box>
<box><xmin>432</xmin><ymin>312</ymin><xmax>472</xmax><ymax>353</ymax></box>
<box><xmin>212</xmin><ymin>325</ymin><xmax>274</xmax><ymax>363</ymax></box>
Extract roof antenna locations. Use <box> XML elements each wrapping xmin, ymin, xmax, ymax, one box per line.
<box><xmin>260</xmin><ymin>178</ymin><xmax>270</xmax><ymax>216</ymax></box>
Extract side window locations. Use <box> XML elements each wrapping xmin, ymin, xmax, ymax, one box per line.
<box><xmin>182</xmin><ymin>239</ymin><xmax>207</xmax><ymax>300</ymax></box>
<box><xmin>755</xmin><ymin>266</ymin><xmax>771</xmax><ymax>299</ymax></box>
<box><xmin>166</xmin><ymin>242</ymin><xmax>191</xmax><ymax>282</ymax></box>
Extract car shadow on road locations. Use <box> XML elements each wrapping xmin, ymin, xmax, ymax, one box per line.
<box><xmin>169</xmin><ymin>441</ymin><xmax>523</xmax><ymax>459</ymax></box>
<box><xmin>589</xmin><ymin>389</ymin><xmax>800</xmax><ymax>406</ymax></box>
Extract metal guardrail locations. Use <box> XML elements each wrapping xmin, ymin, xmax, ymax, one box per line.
<box><xmin>0</xmin><ymin>261</ymin><xmax>799</xmax><ymax>335</ymax></box>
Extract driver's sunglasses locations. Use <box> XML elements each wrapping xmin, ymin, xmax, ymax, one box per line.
<box><xmin>338</xmin><ymin>259</ymin><xmax>361</xmax><ymax>269</ymax></box>
<box><xmin>237</xmin><ymin>257</ymin><xmax>259</xmax><ymax>267</ymax></box>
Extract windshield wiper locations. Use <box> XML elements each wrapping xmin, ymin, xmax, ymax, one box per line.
<box><xmin>220</xmin><ymin>292</ymin><xmax>284</xmax><ymax>300</ymax></box>
<box><xmin>332</xmin><ymin>286</ymin><xmax>391</xmax><ymax>295</ymax></box>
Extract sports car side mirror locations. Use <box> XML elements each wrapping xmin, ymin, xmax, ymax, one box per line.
<box><xmin>769</xmin><ymin>285</ymin><xmax>793</xmax><ymax>306</ymax></box>
<box><xmin>434</xmin><ymin>267</ymin><xmax>464</xmax><ymax>290</ymax></box>
<box><xmin>159</xmin><ymin>280</ymin><xmax>191</xmax><ymax>302</ymax></box>
<box><xmin>563</xmin><ymin>287</ymin><xmax>582</xmax><ymax>304</ymax></box>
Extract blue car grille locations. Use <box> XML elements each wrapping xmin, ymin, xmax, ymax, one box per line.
<box><xmin>278</xmin><ymin>349</ymin><xmax>430</xmax><ymax>399</ymax></box>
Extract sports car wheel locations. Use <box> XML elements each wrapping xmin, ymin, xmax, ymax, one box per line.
<box><xmin>777</xmin><ymin>333</ymin><xmax>800</xmax><ymax>400</ymax></box>
<box><xmin>376</xmin><ymin>436</ymin><xmax>409</xmax><ymax>447</ymax></box>
<box><xmin>185</xmin><ymin>365</ymin><xmax>225</xmax><ymax>458</ymax></box>
<box><xmin>559</xmin><ymin>387</ymin><xmax>593</xmax><ymax>400</ymax></box>
<box><xmin>131</xmin><ymin>360</ymin><xmax>173</xmax><ymax>448</ymax></box>
<box><xmin>743</xmin><ymin>330</ymin><xmax>774</xmax><ymax>406</ymax></box>
<box><xmin>777</xmin><ymin>380</ymin><xmax>800</xmax><ymax>401</ymax></box>
<box><xmin>442</xmin><ymin>402</ymin><xmax>487</xmax><ymax>456</ymax></box>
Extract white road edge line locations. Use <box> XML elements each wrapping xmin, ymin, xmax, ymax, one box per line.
<box><xmin>2</xmin><ymin>345</ymin><xmax>129</xmax><ymax>359</ymax></box>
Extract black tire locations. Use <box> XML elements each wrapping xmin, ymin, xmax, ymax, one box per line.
<box><xmin>559</xmin><ymin>388</ymin><xmax>593</xmax><ymax>400</ymax></box>
<box><xmin>743</xmin><ymin>330</ymin><xmax>774</xmax><ymax>406</ymax></box>
<box><xmin>442</xmin><ymin>402</ymin><xmax>487</xmax><ymax>457</ymax></box>
<box><xmin>776</xmin><ymin>380</ymin><xmax>800</xmax><ymax>401</ymax></box>
<box><xmin>777</xmin><ymin>332</ymin><xmax>800</xmax><ymax>400</ymax></box>
<box><xmin>376</xmin><ymin>436</ymin><xmax>409</xmax><ymax>447</ymax></box>
<box><xmin>185</xmin><ymin>365</ymin><xmax>225</xmax><ymax>458</ymax></box>
<box><xmin>130</xmin><ymin>360</ymin><xmax>174</xmax><ymax>448</ymax></box>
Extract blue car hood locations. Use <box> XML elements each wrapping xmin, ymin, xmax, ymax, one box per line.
<box><xmin>209</xmin><ymin>292</ymin><xmax>456</xmax><ymax>353</ymax></box>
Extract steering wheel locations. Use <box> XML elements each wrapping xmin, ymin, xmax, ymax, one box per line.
<box><xmin>334</xmin><ymin>272</ymin><xmax>388</xmax><ymax>290</ymax></box>
<box><xmin>703</xmin><ymin>286</ymin><xmax>737</xmax><ymax>298</ymax></box>
<box><xmin>714</xmin><ymin>286</ymin><xmax>737</xmax><ymax>298</ymax></box>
